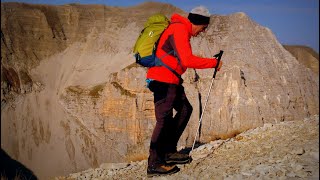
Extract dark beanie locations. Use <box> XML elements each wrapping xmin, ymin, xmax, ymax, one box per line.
<box><xmin>188</xmin><ymin>13</ymin><xmax>210</xmax><ymax>25</ymax></box>
<box><xmin>188</xmin><ymin>6</ymin><xmax>211</xmax><ymax>25</ymax></box>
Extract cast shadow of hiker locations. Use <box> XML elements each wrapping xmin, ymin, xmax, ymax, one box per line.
<box><xmin>178</xmin><ymin>141</ymin><xmax>206</xmax><ymax>155</ymax></box>
<box><xmin>0</xmin><ymin>148</ymin><xmax>38</xmax><ymax>180</ymax></box>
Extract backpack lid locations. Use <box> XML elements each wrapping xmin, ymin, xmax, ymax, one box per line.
<box><xmin>133</xmin><ymin>14</ymin><xmax>170</xmax><ymax>57</ymax></box>
<box><xmin>144</xmin><ymin>14</ymin><xmax>169</xmax><ymax>28</ymax></box>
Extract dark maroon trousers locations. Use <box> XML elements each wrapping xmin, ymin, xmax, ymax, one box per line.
<box><xmin>147</xmin><ymin>80</ymin><xmax>193</xmax><ymax>167</ymax></box>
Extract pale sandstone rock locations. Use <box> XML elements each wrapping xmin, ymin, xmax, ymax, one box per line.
<box><xmin>1</xmin><ymin>2</ymin><xmax>318</xmax><ymax>179</ymax></box>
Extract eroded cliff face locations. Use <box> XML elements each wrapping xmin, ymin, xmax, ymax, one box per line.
<box><xmin>1</xmin><ymin>2</ymin><xmax>318</xmax><ymax>179</ymax></box>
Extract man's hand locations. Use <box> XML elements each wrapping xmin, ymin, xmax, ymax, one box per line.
<box><xmin>216</xmin><ymin>60</ymin><xmax>223</xmax><ymax>71</ymax></box>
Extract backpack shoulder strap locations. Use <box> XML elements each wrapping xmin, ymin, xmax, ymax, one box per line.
<box><xmin>155</xmin><ymin>56</ymin><xmax>183</xmax><ymax>84</ymax></box>
<box><xmin>154</xmin><ymin>22</ymin><xmax>184</xmax><ymax>84</ymax></box>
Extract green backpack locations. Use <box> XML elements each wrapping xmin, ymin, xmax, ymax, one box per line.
<box><xmin>133</xmin><ymin>14</ymin><xmax>170</xmax><ymax>67</ymax></box>
<box><xmin>133</xmin><ymin>14</ymin><xmax>183</xmax><ymax>84</ymax></box>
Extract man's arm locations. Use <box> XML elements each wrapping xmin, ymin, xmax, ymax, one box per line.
<box><xmin>171</xmin><ymin>24</ymin><xmax>218</xmax><ymax>69</ymax></box>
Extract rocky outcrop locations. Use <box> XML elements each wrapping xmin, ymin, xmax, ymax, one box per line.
<box><xmin>1</xmin><ymin>2</ymin><xmax>319</xmax><ymax>179</ymax></box>
<box><xmin>283</xmin><ymin>45</ymin><xmax>319</xmax><ymax>74</ymax></box>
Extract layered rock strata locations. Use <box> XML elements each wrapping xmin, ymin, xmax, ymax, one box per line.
<box><xmin>1</xmin><ymin>2</ymin><xmax>318</xmax><ymax>179</ymax></box>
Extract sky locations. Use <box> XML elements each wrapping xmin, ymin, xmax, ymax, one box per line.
<box><xmin>1</xmin><ymin>0</ymin><xmax>319</xmax><ymax>53</ymax></box>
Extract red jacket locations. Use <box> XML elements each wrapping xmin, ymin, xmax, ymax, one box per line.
<box><xmin>146</xmin><ymin>13</ymin><xmax>218</xmax><ymax>85</ymax></box>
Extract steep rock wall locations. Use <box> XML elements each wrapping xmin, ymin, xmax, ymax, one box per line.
<box><xmin>1</xmin><ymin>2</ymin><xmax>318</xmax><ymax>179</ymax></box>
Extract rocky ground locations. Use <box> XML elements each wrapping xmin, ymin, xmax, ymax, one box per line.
<box><xmin>56</xmin><ymin>115</ymin><xmax>319</xmax><ymax>180</ymax></box>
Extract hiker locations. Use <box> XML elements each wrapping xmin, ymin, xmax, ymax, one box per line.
<box><xmin>146</xmin><ymin>6</ymin><xmax>223</xmax><ymax>177</ymax></box>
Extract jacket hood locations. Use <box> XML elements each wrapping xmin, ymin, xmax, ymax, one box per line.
<box><xmin>171</xmin><ymin>14</ymin><xmax>192</xmax><ymax>34</ymax></box>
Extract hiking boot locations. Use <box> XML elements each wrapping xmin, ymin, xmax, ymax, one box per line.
<box><xmin>147</xmin><ymin>164</ymin><xmax>180</xmax><ymax>177</ymax></box>
<box><xmin>165</xmin><ymin>152</ymin><xmax>192</xmax><ymax>164</ymax></box>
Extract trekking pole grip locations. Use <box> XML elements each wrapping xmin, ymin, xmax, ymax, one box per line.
<box><xmin>213</xmin><ymin>50</ymin><xmax>224</xmax><ymax>78</ymax></box>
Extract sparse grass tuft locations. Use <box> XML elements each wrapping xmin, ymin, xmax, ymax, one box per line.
<box><xmin>111</xmin><ymin>82</ymin><xmax>136</xmax><ymax>98</ymax></box>
<box><xmin>66</xmin><ymin>85</ymin><xmax>85</xmax><ymax>96</ymax></box>
<box><xmin>208</xmin><ymin>128</ymin><xmax>249</xmax><ymax>142</ymax></box>
<box><xmin>89</xmin><ymin>83</ymin><xmax>106</xmax><ymax>98</ymax></box>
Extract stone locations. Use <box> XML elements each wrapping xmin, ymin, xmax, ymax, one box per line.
<box><xmin>190</xmin><ymin>150</ymin><xmax>210</xmax><ymax>161</ymax></box>
<box><xmin>99</xmin><ymin>163</ymin><xmax>129</xmax><ymax>170</ymax></box>
<box><xmin>286</xmin><ymin>171</ymin><xmax>296</xmax><ymax>177</ymax></box>
<box><xmin>241</xmin><ymin>171</ymin><xmax>253</xmax><ymax>176</ymax></box>
<box><xmin>291</xmin><ymin>148</ymin><xmax>305</xmax><ymax>155</ymax></box>
<box><xmin>310</xmin><ymin>152</ymin><xmax>319</xmax><ymax>161</ymax></box>
<box><xmin>263</xmin><ymin>123</ymin><xmax>273</xmax><ymax>128</ymax></box>
<box><xmin>293</xmin><ymin>164</ymin><xmax>304</xmax><ymax>171</ymax></box>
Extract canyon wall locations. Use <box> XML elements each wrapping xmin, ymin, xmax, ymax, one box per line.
<box><xmin>1</xmin><ymin>2</ymin><xmax>318</xmax><ymax>179</ymax></box>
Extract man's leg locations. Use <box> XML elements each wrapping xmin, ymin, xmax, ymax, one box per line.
<box><xmin>147</xmin><ymin>81</ymin><xmax>180</xmax><ymax>176</ymax></box>
<box><xmin>164</xmin><ymin>85</ymin><xmax>193</xmax><ymax>164</ymax></box>
<box><xmin>166</xmin><ymin>85</ymin><xmax>193</xmax><ymax>153</ymax></box>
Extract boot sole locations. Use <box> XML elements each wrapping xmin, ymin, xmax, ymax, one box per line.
<box><xmin>165</xmin><ymin>158</ymin><xmax>192</xmax><ymax>164</ymax></box>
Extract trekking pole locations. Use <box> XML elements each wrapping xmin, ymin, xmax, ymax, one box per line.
<box><xmin>191</xmin><ymin>50</ymin><xmax>224</xmax><ymax>152</ymax></box>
